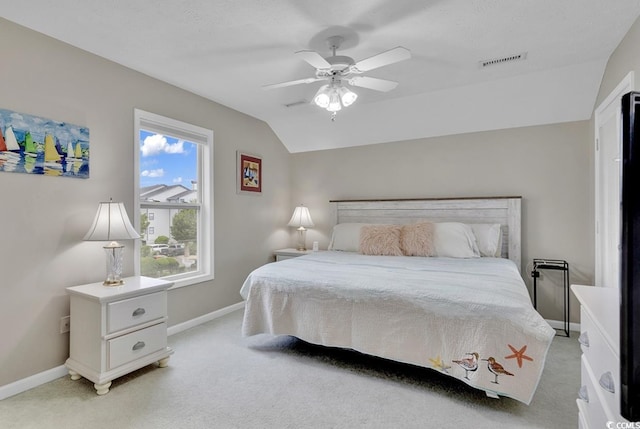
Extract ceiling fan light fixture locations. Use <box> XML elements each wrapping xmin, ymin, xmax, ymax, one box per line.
<box><xmin>327</xmin><ymin>90</ymin><xmax>342</xmax><ymax>112</ymax></box>
<box><xmin>338</xmin><ymin>86</ymin><xmax>358</xmax><ymax>107</ymax></box>
<box><xmin>313</xmin><ymin>85</ymin><xmax>331</xmax><ymax>108</ymax></box>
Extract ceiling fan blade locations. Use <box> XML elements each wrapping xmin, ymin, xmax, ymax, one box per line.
<box><xmin>348</xmin><ymin>76</ymin><xmax>399</xmax><ymax>92</ymax></box>
<box><xmin>262</xmin><ymin>77</ymin><xmax>324</xmax><ymax>90</ymax></box>
<box><xmin>352</xmin><ymin>47</ymin><xmax>411</xmax><ymax>72</ymax></box>
<box><xmin>295</xmin><ymin>50</ymin><xmax>332</xmax><ymax>69</ymax></box>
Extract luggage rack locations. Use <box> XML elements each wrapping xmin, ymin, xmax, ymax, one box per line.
<box><xmin>531</xmin><ymin>258</ymin><xmax>570</xmax><ymax>337</ymax></box>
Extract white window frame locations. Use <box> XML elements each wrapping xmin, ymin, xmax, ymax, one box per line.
<box><xmin>133</xmin><ymin>109</ymin><xmax>214</xmax><ymax>288</ymax></box>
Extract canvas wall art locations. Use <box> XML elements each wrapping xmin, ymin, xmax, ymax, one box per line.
<box><xmin>237</xmin><ymin>151</ymin><xmax>262</xmax><ymax>194</ymax></box>
<box><xmin>0</xmin><ymin>108</ymin><xmax>90</xmax><ymax>178</ymax></box>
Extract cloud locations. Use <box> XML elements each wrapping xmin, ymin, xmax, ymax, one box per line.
<box><xmin>141</xmin><ymin>169</ymin><xmax>164</xmax><ymax>178</ymax></box>
<box><xmin>173</xmin><ymin>177</ymin><xmax>183</xmax><ymax>184</ymax></box>
<box><xmin>140</xmin><ymin>134</ymin><xmax>185</xmax><ymax>157</ymax></box>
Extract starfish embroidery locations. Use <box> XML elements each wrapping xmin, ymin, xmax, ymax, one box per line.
<box><xmin>505</xmin><ymin>344</ymin><xmax>533</xmax><ymax>368</ymax></box>
<box><xmin>429</xmin><ymin>355</ymin><xmax>451</xmax><ymax>373</ymax></box>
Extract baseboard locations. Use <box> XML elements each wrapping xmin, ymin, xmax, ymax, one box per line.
<box><xmin>0</xmin><ymin>365</ymin><xmax>68</xmax><ymax>401</ymax></box>
<box><xmin>167</xmin><ymin>301</ymin><xmax>245</xmax><ymax>336</ymax></box>
<box><xmin>546</xmin><ymin>318</ymin><xmax>580</xmax><ymax>333</ymax></box>
<box><xmin>0</xmin><ymin>301</ymin><xmax>246</xmax><ymax>401</ymax></box>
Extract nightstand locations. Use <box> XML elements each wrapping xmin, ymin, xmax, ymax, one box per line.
<box><xmin>65</xmin><ymin>276</ymin><xmax>174</xmax><ymax>395</ymax></box>
<box><xmin>274</xmin><ymin>248</ymin><xmax>316</xmax><ymax>261</ymax></box>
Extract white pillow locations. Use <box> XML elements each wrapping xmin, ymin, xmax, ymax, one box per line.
<box><xmin>469</xmin><ymin>223</ymin><xmax>502</xmax><ymax>257</ymax></box>
<box><xmin>433</xmin><ymin>222</ymin><xmax>480</xmax><ymax>258</ymax></box>
<box><xmin>328</xmin><ymin>223</ymin><xmax>369</xmax><ymax>252</ymax></box>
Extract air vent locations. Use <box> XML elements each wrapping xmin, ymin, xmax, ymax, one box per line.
<box><xmin>479</xmin><ymin>52</ymin><xmax>527</xmax><ymax>68</ymax></box>
<box><xmin>284</xmin><ymin>100</ymin><xmax>308</xmax><ymax>108</ymax></box>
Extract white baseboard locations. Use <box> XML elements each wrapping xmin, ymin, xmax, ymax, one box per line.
<box><xmin>0</xmin><ymin>365</ymin><xmax>68</xmax><ymax>401</ymax></box>
<box><xmin>546</xmin><ymin>318</ymin><xmax>580</xmax><ymax>333</ymax></box>
<box><xmin>167</xmin><ymin>301</ymin><xmax>245</xmax><ymax>336</ymax></box>
<box><xmin>0</xmin><ymin>301</ymin><xmax>246</xmax><ymax>401</ymax></box>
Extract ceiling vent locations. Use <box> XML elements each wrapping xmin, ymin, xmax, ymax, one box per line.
<box><xmin>284</xmin><ymin>100</ymin><xmax>308</xmax><ymax>108</ymax></box>
<box><xmin>479</xmin><ymin>52</ymin><xmax>527</xmax><ymax>68</ymax></box>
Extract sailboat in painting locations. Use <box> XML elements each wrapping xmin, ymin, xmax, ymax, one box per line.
<box><xmin>0</xmin><ymin>125</ymin><xmax>21</xmax><ymax>163</ymax></box>
<box><xmin>24</xmin><ymin>132</ymin><xmax>38</xmax><ymax>158</ymax></box>
<box><xmin>65</xmin><ymin>141</ymin><xmax>83</xmax><ymax>160</ymax></box>
<box><xmin>44</xmin><ymin>134</ymin><xmax>62</xmax><ymax>169</ymax></box>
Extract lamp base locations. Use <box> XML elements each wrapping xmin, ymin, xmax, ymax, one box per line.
<box><xmin>295</xmin><ymin>227</ymin><xmax>307</xmax><ymax>251</ymax></box>
<box><xmin>103</xmin><ymin>242</ymin><xmax>125</xmax><ymax>287</ymax></box>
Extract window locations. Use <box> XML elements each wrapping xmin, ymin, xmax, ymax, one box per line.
<box><xmin>134</xmin><ymin>109</ymin><xmax>213</xmax><ymax>288</ymax></box>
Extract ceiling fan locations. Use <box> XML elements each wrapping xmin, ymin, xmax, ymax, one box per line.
<box><xmin>263</xmin><ymin>35</ymin><xmax>411</xmax><ymax>119</ymax></box>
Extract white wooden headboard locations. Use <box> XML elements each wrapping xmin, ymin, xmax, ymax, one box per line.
<box><xmin>329</xmin><ymin>196</ymin><xmax>522</xmax><ymax>272</ymax></box>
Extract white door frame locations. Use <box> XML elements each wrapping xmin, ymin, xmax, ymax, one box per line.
<box><xmin>594</xmin><ymin>71</ymin><xmax>634</xmax><ymax>288</ymax></box>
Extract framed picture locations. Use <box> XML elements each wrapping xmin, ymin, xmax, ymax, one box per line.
<box><xmin>0</xmin><ymin>107</ymin><xmax>90</xmax><ymax>178</ymax></box>
<box><xmin>237</xmin><ymin>151</ymin><xmax>262</xmax><ymax>194</ymax></box>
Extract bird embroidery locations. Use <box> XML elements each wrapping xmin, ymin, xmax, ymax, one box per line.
<box><xmin>504</xmin><ymin>344</ymin><xmax>533</xmax><ymax>368</ymax></box>
<box><xmin>452</xmin><ymin>352</ymin><xmax>479</xmax><ymax>379</ymax></box>
<box><xmin>482</xmin><ymin>357</ymin><xmax>514</xmax><ymax>384</ymax></box>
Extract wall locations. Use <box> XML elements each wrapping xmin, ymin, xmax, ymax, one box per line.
<box><xmin>595</xmin><ymin>15</ymin><xmax>640</xmax><ymax>106</ymax></box>
<box><xmin>291</xmin><ymin>121</ymin><xmax>592</xmax><ymax>323</ymax></box>
<box><xmin>0</xmin><ymin>18</ymin><xmax>291</xmax><ymax>387</ymax></box>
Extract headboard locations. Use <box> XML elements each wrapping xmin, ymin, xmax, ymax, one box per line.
<box><xmin>329</xmin><ymin>196</ymin><xmax>522</xmax><ymax>272</ymax></box>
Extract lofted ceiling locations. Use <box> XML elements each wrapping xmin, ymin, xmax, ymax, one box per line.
<box><xmin>2</xmin><ymin>1</ymin><xmax>640</xmax><ymax>153</ymax></box>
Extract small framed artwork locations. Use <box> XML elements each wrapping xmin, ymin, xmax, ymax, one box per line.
<box><xmin>237</xmin><ymin>151</ymin><xmax>262</xmax><ymax>194</ymax></box>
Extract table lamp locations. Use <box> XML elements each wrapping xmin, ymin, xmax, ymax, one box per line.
<box><xmin>84</xmin><ymin>199</ymin><xmax>141</xmax><ymax>286</ymax></box>
<box><xmin>287</xmin><ymin>205</ymin><xmax>314</xmax><ymax>251</ymax></box>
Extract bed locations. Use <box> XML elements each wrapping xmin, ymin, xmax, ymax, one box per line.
<box><xmin>240</xmin><ymin>197</ymin><xmax>555</xmax><ymax>404</ymax></box>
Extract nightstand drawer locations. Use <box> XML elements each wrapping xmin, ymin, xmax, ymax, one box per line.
<box><xmin>107</xmin><ymin>292</ymin><xmax>166</xmax><ymax>333</ymax></box>
<box><xmin>579</xmin><ymin>307</ymin><xmax>620</xmax><ymax>415</ymax></box>
<box><xmin>108</xmin><ymin>322</ymin><xmax>167</xmax><ymax>370</ymax></box>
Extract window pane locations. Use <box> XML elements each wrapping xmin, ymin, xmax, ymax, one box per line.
<box><xmin>139</xmin><ymin>130</ymin><xmax>200</xmax><ymax>280</ymax></box>
<box><xmin>139</xmin><ymin>130</ymin><xmax>199</xmax><ymax>203</ymax></box>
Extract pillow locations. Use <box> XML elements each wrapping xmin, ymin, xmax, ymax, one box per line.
<box><xmin>469</xmin><ymin>223</ymin><xmax>502</xmax><ymax>257</ymax></box>
<box><xmin>433</xmin><ymin>222</ymin><xmax>480</xmax><ymax>258</ymax></box>
<box><xmin>400</xmin><ymin>222</ymin><xmax>435</xmax><ymax>256</ymax></box>
<box><xmin>328</xmin><ymin>223</ymin><xmax>369</xmax><ymax>252</ymax></box>
<box><xmin>359</xmin><ymin>224</ymin><xmax>403</xmax><ymax>256</ymax></box>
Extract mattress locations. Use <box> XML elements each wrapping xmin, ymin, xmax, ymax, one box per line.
<box><xmin>240</xmin><ymin>251</ymin><xmax>555</xmax><ymax>404</ymax></box>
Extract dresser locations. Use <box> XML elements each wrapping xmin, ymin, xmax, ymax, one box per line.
<box><xmin>65</xmin><ymin>276</ymin><xmax>174</xmax><ymax>395</ymax></box>
<box><xmin>572</xmin><ymin>285</ymin><xmax>629</xmax><ymax>427</ymax></box>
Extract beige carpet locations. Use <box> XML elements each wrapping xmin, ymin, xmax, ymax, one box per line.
<box><xmin>0</xmin><ymin>309</ymin><xmax>579</xmax><ymax>428</ymax></box>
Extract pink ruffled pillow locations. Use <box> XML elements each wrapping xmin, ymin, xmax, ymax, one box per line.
<box><xmin>400</xmin><ymin>222</ymin><xmax>435</xmax><ymax>256</ymax></box>
<box><xmin>360</xmin><ymin>225</ymin><xmax>403</xmax><ymax>256</ymax></box>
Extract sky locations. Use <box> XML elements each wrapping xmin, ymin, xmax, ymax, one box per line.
<box><xmin>139</xmin><ymin>130</ymin><xmax>197</xmax><ymax>188</ymax></box>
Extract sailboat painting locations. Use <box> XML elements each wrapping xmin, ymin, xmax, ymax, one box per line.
<box><xmin>0</xmin><ymin>108</ymin><xmax>89</xmax><ymax>178</ymax></box>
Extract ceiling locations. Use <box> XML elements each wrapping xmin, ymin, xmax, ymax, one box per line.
<box><xmin>2</xmin><ymin>1</ymin><xmax>640</xmax><ymax>153</ymax></box>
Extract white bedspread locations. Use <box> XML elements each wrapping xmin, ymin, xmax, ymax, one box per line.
<box><xmin>240</xmin><ymin>251</ymin><xmax>555</xmax><ymax>404</ymax></box>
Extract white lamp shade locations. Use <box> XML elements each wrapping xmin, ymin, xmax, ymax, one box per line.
<box><xmin>313</xmin><ymin>85</ymin><xmax>330</xmax><ymax>108</ymax></box>
<box><xmin>327</xmin><ymin>91</ymin><xmax>342</xmax><ymax>112</ymax></box>
<box><xmin>338</xmin><ymin>86</ymin><xmax>358</xmax><ymax>107</ymax></box>
<box><xmin>287</xmin><ymin>206</ymin><xmax>314</xmax><ymax>228</ymax></box>
<box><xmin>84</xmin><ymin>200</ymin><xmax>141</xmax><ymax>241</ymax></box>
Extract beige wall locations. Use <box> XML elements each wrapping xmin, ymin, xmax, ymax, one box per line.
<box><xmin>0</xmin><ymin>18</ymin><xmax>291</xmax><ymax>386</ymax></box>
<box><xmin>595</xmin><ymin>15</ymin><xmax>640</xmax><ymax>106</ymax></box>
<box><xmin>291</xmin><ymin>121</ymin><xmax>592</xmax><ymax>323</ymax></box>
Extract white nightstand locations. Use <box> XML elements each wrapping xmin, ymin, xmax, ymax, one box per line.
<box><xmin>65</xmin><ymin>276</ymin><xmax>174</xmax><ymax>395</ymax></box>
<box><xmin>274</xmin><ymin>248</ymin><xmax>318</xmax><ymax>261</ymax></box>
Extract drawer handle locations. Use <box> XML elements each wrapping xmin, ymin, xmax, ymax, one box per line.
<box><xmin>132</xmin><ymin>308</ymin><xmax>146</xmax><ymax>317</ymax></box>
<box><xmin>132</xmin><ymin>341</ymin><xmax>146</xmax><ymax>351</ymax></box>
<box><xmin>578</xmin><ymin>332</ymin><xmax>589</xmax><ymax>347</ymax></box>
<box><xmin>599</xmin><ymin>371</ymin><xmax>615</xmax><ymax>393</ymax></box>
<box><xmin>578</xmin><ymin>385</ymin><xmax>589</xmax><ymax>403</ymax></box>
